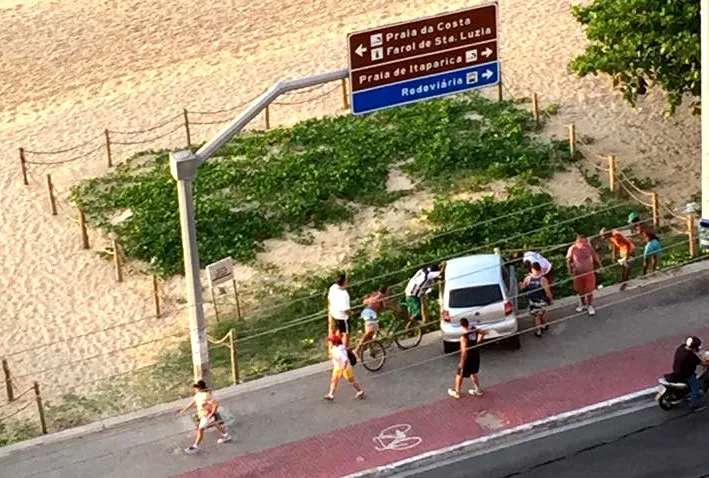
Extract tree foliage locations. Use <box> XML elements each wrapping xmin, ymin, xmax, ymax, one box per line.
<box><xmin>569</xmin><ymin>0</ymin><xmax>700</xmax><ymax>114</ymax></box>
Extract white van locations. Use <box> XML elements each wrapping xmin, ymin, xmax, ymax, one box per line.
<box><xmin>439</xmin><ymin>253</ymin><xmax>520</xmax><ymax>353</ymax></box>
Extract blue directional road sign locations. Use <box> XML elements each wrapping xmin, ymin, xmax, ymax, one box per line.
<box><xmin>351</xmin><ymin>62</ymin><xmax>499</xmax><ymax>115</ymax></box>
<box><xmin>347</xmin><ymin>4</ymin><xmax>500</xmax><ymax>115</ymax></box>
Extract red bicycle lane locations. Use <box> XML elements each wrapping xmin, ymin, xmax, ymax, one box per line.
<box><xmin>175</xmin><ymin>326</ymin><xmax>709</xmax><ymax>478</ymax></box>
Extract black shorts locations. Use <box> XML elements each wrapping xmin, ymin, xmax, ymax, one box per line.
<box><xmin>335</xmin><ymin>319</ymin><xmax>349</xmax><ymax>334</ymax></box>
<box><xmin>457</xmin><ymin>353</ymin><xmax>481</xmax><ymax>376</ymax></box>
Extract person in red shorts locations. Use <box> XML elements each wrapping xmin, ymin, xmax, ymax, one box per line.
<box><xmin>566</xmin><ymin>234</ymin><xmax>602</xmax><ymax>316</ymax></box>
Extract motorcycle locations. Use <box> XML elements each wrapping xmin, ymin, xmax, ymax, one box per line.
<box><xmin>656</xmin><ymin>353</ymin><xmax>709</xmax><ymax>411</ymax></box>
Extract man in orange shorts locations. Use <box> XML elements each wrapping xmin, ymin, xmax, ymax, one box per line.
<box><xmin>600</xmin><ymin>228</ymin><xmax>635</xmax><ymax>290</ymax></box>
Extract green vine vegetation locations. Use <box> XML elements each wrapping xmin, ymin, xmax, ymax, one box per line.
<box><xmin>71</xmin><ymin>94</ymin><xmax>571</xmax><ymax>276</ymax></box>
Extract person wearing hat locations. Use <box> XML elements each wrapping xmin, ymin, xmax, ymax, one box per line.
<box><xmin>177</xmin><ymin>379</ymin><xmax>232</xmax><ymax>454</ymax></box>
<box><xmin>324</xmin><ymin>334</ymin><xmax>365</xmax><ymax>401</ymax></box>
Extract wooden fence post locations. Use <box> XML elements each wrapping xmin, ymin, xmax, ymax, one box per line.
<box><xmin>183</xmin><ymin>108</ymin><xmax>192</xmax><ymax>147</ymax></box>
<box><xmin>104</xmin><ymin>129</ymin><xmax>113</xmax><ymax>168</ymax></box>
<box><xmin>531</xmin><ymin>92</ymin><xmax>539</xmax><ymax>126</ymax></box>
<box><xmin>229</xmin><ymin>329</ymin><xmax>240</xmax><ymax>385</ymax></box>
<box><xmin>265</xmin><ymin>106</ymin><xmax>271</xmax><ymax>130</ymax></box>
<box><xmin>19</xmin><ymin>148</ymin><xmax>29</xmax><ymax>186</ymax></box>
<box><xmin>232</xmin><ymin>279</ymin><xmax>242</xmax><ymax>320</ymax></box>
<box><xmin>608</xmin><ymin>155</ymin><xmax>617</xmax><ymax>193</ymax></box>
<box><xmin>46</xmin><ymin>174</ymin><xmax>57</xmax><ymax>216</ymax></box>
<box><xmin>33</xmin><ymin>382</ymin><xmax>47</xmax><ymax>434</ymax></box>
<box><xmin>152</xmin><ymin>275</ymin><xmax>161</xmax><ymax>318</ymax></box>
<box><xmin>79</xmin><ymin>209</ymin><xmax>90</xmax><ymax>249</ymax></box>
<box><xmin>112</xmin><ymin>239</ymin><xmax>123</xmax><ymax>282</ymax></box>
<box><xmin>341</xmin><ymin>78</ymin><xmax>350</xmax><ymax>110</ymax></box>
<box><xmin>651</xmin><ymin>192</ymin><xmax>659</xmax><ymax>228</ymax></box>
<box><xmin>2</xmin><ymin>359</ymin><xmax>13</xmax><ymax>403</ymax></box>
<box><xmin>688</xmin><ymin>213</ymin><xmax>697</xmax><ymax>258</ymax></box>
<box><xmin>568</xmin><ymin>123</ymin><xmax>576</xmax><ymax>156</ymax></box>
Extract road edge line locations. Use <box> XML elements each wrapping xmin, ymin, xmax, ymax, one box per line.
<box><xmin>342</xmin><ymin>387</ymin><xmax>657</xmax><ymax>478</ymax></box>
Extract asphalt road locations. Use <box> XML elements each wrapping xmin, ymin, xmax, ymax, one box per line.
<box><xmin>400</xmin><ymin>403</ymin><xmax>709</xmax><ymax>478</ymax></box>
<box><xmin>4</xmin><ymin>267</ymin><xmax>709</xmax><ymax>477</ymax></box>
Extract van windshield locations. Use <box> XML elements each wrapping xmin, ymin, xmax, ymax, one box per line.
<box><xmin>449</xmin><ymin>284</ymin><xmax>503</xmax><ymax>308</ymax></box>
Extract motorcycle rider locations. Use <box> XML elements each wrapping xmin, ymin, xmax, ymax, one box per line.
<box><xmin>672</xmin><ymin>336</ymin><xmax>709</xmax><ymax>409</ymax></box>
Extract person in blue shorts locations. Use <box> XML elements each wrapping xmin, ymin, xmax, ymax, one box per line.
<box><xmin>641</xmin><ymin>228</ymin><xmax>662</xmax><ymax>275</ymax></box>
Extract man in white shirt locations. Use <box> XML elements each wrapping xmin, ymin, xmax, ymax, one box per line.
<box><xmin>328</xmin><ymin>273</ymin><xmax>351</xmax><ymax>347</ymax></box>
<box><xmin>522</xmin><ymin>251</ymin><xmax>555</xmax><ymax>283</ymax></box>
<box><xmin>404</xmin><ymin>264</ymin><xmax>442</xmax><ymax>322</ymax></box>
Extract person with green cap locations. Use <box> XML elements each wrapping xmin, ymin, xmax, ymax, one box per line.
<box><xmin>628</xmin><ymin>211</ymin><xmax>654</xmax><ymax>237</ymax></box>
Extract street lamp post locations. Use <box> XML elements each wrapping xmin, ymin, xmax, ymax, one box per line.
<box><xmin>170</xmin><ymin>69</ymin><xmax>349</xmax><ymax>384</ymax></box>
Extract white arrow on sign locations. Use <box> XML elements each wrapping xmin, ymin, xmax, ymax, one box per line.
<box><xmin>482</xmin><ymin>69</ymin><xmax>494</xmax><ymax>80</ymax></box>
<box><xmin>355</xmin><ymin>44</ymin><xmax>368</xmax><ymax>57</ymax></box>
<box><xmin>482</xmin><ymin>47</ymin><xmax>493</xmax><ymax>58</ymax></box>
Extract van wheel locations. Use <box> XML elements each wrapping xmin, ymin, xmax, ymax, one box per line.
<box><xmin>504</xmin><ymin>335</ymin><xmax>521</xmax><ymax>350</ymax></box>
<box><xmin>443</xmin><ymin>341</ymin><xmax>459</xmax><ymax>355</ymax></box>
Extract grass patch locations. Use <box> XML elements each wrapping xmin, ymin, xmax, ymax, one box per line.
<box><xmin>71</xmin><ymin>93</ymin><xmax>573</xmax><ymax>277</ymax></box>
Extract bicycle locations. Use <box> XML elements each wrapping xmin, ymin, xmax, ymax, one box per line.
<box><xmin>357</xmin><ymin>308</ymin><xmax>424</xmax><ymax>372</ymax></box>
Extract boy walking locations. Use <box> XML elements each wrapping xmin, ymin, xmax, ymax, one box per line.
<box><xmin>448</xmin><ymin>318</ymin><xmax>486</xmax><ymax>399</ymax></box>
<box><xmin>324</xmin><ymin>335</ymin><xmax>365</xmax><ymax>401</ymax></box>
<box><xmin>177</xmin><ymin>380</ymin><xmax>232</xmax><ymax>455</ymax></box>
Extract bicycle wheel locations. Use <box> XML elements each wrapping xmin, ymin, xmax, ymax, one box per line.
<box><xmin>394</xmin><ymin>319</ymin><xmax>423</xmax><ymax>350</ymax></box>
<box><xmin>360</xmin><ymin>340</ymin><xmax>386</xmax><ymax>372</ymax></box>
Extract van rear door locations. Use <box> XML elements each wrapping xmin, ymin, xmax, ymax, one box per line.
<box><xmin>447</xmin><ymin>284</ymin><xmax>507</xmax><ymax>324</ymax></box>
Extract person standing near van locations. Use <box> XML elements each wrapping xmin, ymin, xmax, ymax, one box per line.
<box><xmin>328</xmin><ymin>273</ymin><xmax>351</xmax><ymax>347</ymax></box>
<box><xmin>566</xmin><ymin>234</ymin><xmax>602</xmax><ymax>316</ymax></box>
<box><xmin>404</xmin><ymin>264</ymin><xmax>442</xmax><ymax>323</ymax></box>
<box><xmin>448</xmin><ymin>318</ymin><xmax>486</xmax><ymax>399</ymax></box>
<box><xmin>522</xmin><ymin>250</ymin><xmax>554</xmax><ymax>283</ymax></box>
<box><xmin>519</xmin><ymin>262</ymin><xmax>554</xmax><ymax>337</ymax></box>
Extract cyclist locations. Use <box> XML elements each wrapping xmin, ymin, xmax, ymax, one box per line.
<box><xmin>353</xmin><ymin>285</ymin><xmax>401</xmax><ymax>357</ymax></box>
<box><xmin>404</xmin><ymin>264</ymin><xmax>442</xmax><ymax>323</ymax></box>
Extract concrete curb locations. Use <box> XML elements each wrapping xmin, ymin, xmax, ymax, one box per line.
<box><xmin>2</xmin><ymin>259</ymin><xmax>706</xmax><ymax>457</ymax></box>
<box><xmin>342</xmin><ymin>387</ymin><xmax>658</xmax><ymax>478</ymax></box>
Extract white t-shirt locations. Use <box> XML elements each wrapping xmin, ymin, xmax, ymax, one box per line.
<box><xmin>523</xmin><ymin>252</ymin><xmax>552</xmax><ymax>275</ymax></box>
<box><xmin>328</xmin><ymin>284</ymin><xmax>350</xmax><ymax>321</ymax></box>
<box><xmin>331</xmin><ymin>344</ymin><xmax>349</xmax><ymax>369</ymax></box>
<box><xmin>405</xmin><ymin>268</ymin><xmax>441</xmax><ymax>298</ymax></box>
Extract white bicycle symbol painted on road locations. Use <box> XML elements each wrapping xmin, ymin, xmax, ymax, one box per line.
<box><xmin>373</xmin><ymin>424</ymin><xmax>423</xmax><ymax>451</ymax></box>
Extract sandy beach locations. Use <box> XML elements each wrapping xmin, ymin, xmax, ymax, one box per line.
<box><xmin>0</xmin><ymin>0</ymin><xmax>700</xmax><ymax>397</ymax></box>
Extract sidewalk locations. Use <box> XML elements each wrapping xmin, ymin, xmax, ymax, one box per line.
<box><xmin>2</xmin><ymin>266</ymin><xmax>709</xmax><ymax>478</ymax></box>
